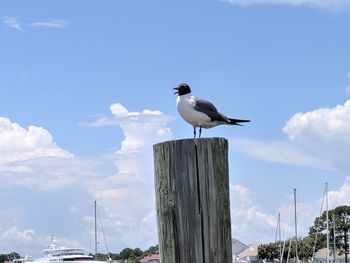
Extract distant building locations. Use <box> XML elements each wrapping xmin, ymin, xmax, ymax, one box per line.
<box><xmin>314</xmin><ymin>248</ymin><xmax>346</xmax><ymax>263</ymax></box>
<box><xmin>231</xmin><ymin>238</ymin><xmax>261</xmax><ymax>263</ymax></box>
<box><xmin>236</xmin><ymin>244</ymin><xmax>260</xmax><ymax>263</ymax></box>
<box><xmin>140</xmin><ymin>253</ymin><xmax>160</xmax><ymax>263</ymax></box>
<box><xmin>232</xmin><ymin>238</ymin><xmax>249</xmax><ymax>256</ymax></box>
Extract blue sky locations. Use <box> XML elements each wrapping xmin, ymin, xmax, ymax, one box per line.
<box><xmin>1</xmin><ymin>0</ymin><xmax>350</xmax><ymax>258</ymax></box>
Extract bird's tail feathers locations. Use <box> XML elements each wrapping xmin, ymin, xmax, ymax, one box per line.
<box><xmin>228</xmin><ymin>118</ymin><xmax>250</xmax><ymax>126</ymax></box>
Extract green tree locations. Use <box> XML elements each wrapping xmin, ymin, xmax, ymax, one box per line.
<box><xmin>117</xmin><ymin>247</ymin><xmax>144</xmax><ymax>262</ymax></box>
<box><xmin>298</xmin><ymin>236</ymin><xmax>313</xmax><ymax>260</ymax></box>
<box><xmin>258</xmin><ymin>242</ymin><xmax>280</xmax><ymax>260</ymax></box>
<box><xmin>0</xmin><ymin>254</ymin><xmax>10</xmax><ymax>263</ymax></box>
<box><xmin>143</xmin><ymin>245</ymin><xmax>159</xmax><ymax>256</ymax></box>
<box><xmin>309</xmin><ymin>205</ymin><xmax>350</xmax><ymax>263</ymax></box>
<box><xmin>95</xmin><ymin>253</ymin><xmax>110</xmax><ymax>261</ymax></box>
<box><xmin>91</xmin><ymin>244</ymin><xmax>158</xmax><ymax>263</ymax></box>
<box><xmin>0</xmin><ymin>252</ymin><xmax>21</xmax><ymax>263</ymax></box>
<box><xmin>258</xmin><ymin>238</ymin><xmax>313</xmax><ymax>262</ymax></box>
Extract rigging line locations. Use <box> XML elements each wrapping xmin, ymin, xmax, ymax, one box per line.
<box><xmin>332</xmin><ymin>212</ymin><xmax>337</xmax><ymax>263</ymax></box>
<box><xmin>275</xmin><ymin>213</ymin><xmax>283</xmax><ymax>261</ymax></box>
<box><xmin>275</xmin><ymin>213</ymin><xmax>279</xmax><ymax>243</ymax></box>
<box><xmin>326</xmin><ymin>182</ymin><xmax>329</xmax><ymax>263</ymax></box>
<box><xmin>294</xmin><ymin>188</ymin><xmax>299</xmax><ymax>263</ymax></box>
<box><xmin>96</xmin><ymin>204</ymin><xmax>111</xmax><ymax>260</ymax></box>
<box><xmin>286</xmin><ymin>238</ymin><xmax>292</xmax><ymax>263</ymax></box>
<box><xmin>280</xmin><ymin>195</ymin><xmax>294</xmax><ymax>263</ymax></box>
<box><xmin>312</xmin><ymin>184</ymin><xmax>327</xmax><ymax>261</ymax></box>
<box><xmin>95</xmin><ymin>200</ymin><xmax>97</xmax><ymax>261</ymax></box>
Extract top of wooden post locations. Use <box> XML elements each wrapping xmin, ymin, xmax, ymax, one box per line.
<box><xmin>153</xmin><ymin>137</ymin><xmax>228</xmax><ymax>149</ymax></box>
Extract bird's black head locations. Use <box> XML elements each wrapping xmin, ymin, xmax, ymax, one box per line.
<box><xmin>173</xmin><ymin>83</ymin><xmax>191</xmax><ymax>96</ymax></box>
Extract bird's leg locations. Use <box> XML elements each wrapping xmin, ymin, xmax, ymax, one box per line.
<box><xmin>193</xmin><ymin>127</ymin><xmax>196</xmax><ymax>139</ymax></box>
<box><xmin>199</xmin><ymin>126</ymin><xmax>202</xmax><ymax>138</ymax></box>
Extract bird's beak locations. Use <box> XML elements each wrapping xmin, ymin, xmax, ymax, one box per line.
<box><xmin>173</xmin><ymin>87</ymin><xmax>179</xmax><ymax>95</ymax></box>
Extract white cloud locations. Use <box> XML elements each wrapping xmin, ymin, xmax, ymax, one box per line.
<box><xmin>229</xmin><ymin>98</ymin><xmax>350</xmax><ymax>244</ymax></box>
<box><xmin>231</xmin><ymin>184</ymin><xmax>317</xmax><ymax>244</ymax></box>
<box><xmin>0</xmin><ymin>105</ymin><xmax>171</xmax><ymax>251</ymax></box>
<box><xmin>84</xmin><ymin>103</ymin><xmax>172</xmax><ymax>248</ymax></box>
<box><xmin>110</xmin><ymin>103</ymin><xmax>129</xmax><ymax>117</ymax></box>
<box><xmin>234</xmin><ymin>100</ymin><xmax>350</xmax><ymax>173</ymax></box>
<box><xmin>224</xmin><ymin>0</ymin><xmax>350</xmax><ymax>9</ymax></box>
<box><xmin>0</xmin><ymin>165</ymin><xmax>32</xmax><ymax>173</ymax></box>
<box><xmin>0</xmin><ymin>226</ymin><xmax>35</xmax><ymax>242</ymax></box>
<box><xmin>278</xmin><ymin>201</ymin><xmax>317</xmax><ymax>238</ymax></box>
<box><xmin>283</xmin><ymin>100</ymin><xmax>350</xmax><ymax>144</ymax></box>
<box><xmin>0</xmin><ymin>117</ymin><xmax>82</xmax><ymax>192</ymax></box>
<box><xmin>282</xmin><ymin>100</ymin><xmax>350</xmax><ymax>172</ymax></box>
<box><xmin>85</xmin><ymin>103</ymin><xmax>172</xmax><ymax>128</ymax></box>
<box><xmin>2</xmin><ymin>17</ymin><xmax>22</xmax><ymax>30</ymax></box>
<box><xmin>2</xmin><ymin>17</ymin><xmax>67</xmax><ymax>31</ymax></box>
<box><xmin>30</xmin><ymin>19</ymin><xmax>67</xmax><ymax>29</ymax></box>
<box><xmin>3</xmin><ymin>157</ymin><xmax>105</xmax><ymax>191</ymax></box>
<box><xmin>232</xmin><ymin>138</ymin><xmax>334</xmax><ymax>170</ymax></box>
<box><xmin>230</xmin><ymin>184</ymin><xmax>277</xmax><ymax>243</ymax></box>
<box><xmin>139</xmin><ymin>210</ymin><xmax>157</xmax><ymax>239</ymax></box>
<box><xmin>0</xmin><ymin>117</ymin><xmax>72</xmax><ymax>168</ymax></box>
<box><xmin>328</xmin><ymin>177</ymin><xmax>350</xmax><ymax>208</ymax></box>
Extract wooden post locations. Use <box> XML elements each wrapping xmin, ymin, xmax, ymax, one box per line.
<box><xmin>153</xmin><ymin>137</ymin><xmax>232</xmax><ymax>263</ymax></box>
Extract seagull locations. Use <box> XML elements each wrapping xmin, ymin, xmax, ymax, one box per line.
<box><xmin>173</xmin><ymin>83</ymin><xmax>250</xmax><ymax>138</ymax></box>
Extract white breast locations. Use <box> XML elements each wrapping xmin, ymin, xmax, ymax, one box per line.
<box><xmin>176</xmin><ymin>95</ymin><xmax>211</xmax><ymax>127</ymax></box>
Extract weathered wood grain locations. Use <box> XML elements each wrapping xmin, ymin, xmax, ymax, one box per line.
<box><xmin>153</xmin><ymin>138</ymin><xmax>232</xmax><ymax>263</ymax></box>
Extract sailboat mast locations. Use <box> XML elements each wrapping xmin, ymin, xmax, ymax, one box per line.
<box><xmin>333</xmin><ymin>212</ymin><xmax>336</xmax><ymax>263</ymax></box>
<box><xmin>294</xmin><ymin>188</ymin><xmax>299</xmax><ymax>263</ymax></box>
<box><xmin>278</xmin><ymin>213</ymin><xmax>282</xmax><ymax>261</ymax></box>
<box><xmin>275</xmin><ymin>213</ymin><xmax>282</xmax><ymax>260</ymax></box>
<box><xmin>275</xmin><ymin>213</ymin><xmax>280</xmax><ymax>243</ymax></box>
<box><xmin>326</xmin><ymin>183</ymin><xmax>329</xmax><ymax>263</ymax></box>
<box><xmin>94</xmin><ymin>200</ymin><xmax>97</xmax><ymax>261</ymax></box>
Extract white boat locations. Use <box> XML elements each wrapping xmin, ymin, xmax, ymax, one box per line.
<box><xmin>32</xmin><ymin>235</ymin><xmax>108</xmax><ymax>263</ymax></box>
<box><xmin>13</xmin><ymin>202</ymin><xmax>110</xmax><ymax>263</ymax></box>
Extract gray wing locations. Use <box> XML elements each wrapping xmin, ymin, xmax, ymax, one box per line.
<box><xmin>194</xmin><ymin>98</ymin><xmax>229</xmax><ymax>122</ymax></box>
